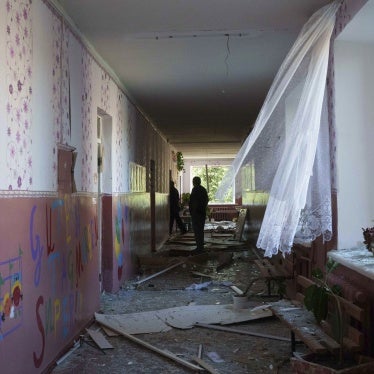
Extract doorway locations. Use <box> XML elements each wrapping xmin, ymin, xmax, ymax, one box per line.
<box><xmin>97</xmin><ymin>109</ymin><xmax>112</xmax><ymax>291</ymax></box>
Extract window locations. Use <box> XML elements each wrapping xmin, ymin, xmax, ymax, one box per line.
<box><xmin>241</xmin><ymin>162</ymin><xmax>269</xmax><ymax>205</ymax></box>
<box><xmin>129</xmin><ymin>162</ymin><xmax>146</xmax><ymax>192</ymax></box>
<box><xmin>191</xmin><ymin>165</ymin><xmax>234</xmax><ymax>204</ymax></box>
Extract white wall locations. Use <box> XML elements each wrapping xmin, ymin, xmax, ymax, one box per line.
<box><xmin>334</xmin><ymin>41</ymin><xmax>374</xmax><ymax>248</ymax></box>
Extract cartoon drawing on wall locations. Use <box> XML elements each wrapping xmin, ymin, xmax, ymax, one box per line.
<box><xmin>0</xmin><ymin>249</ymin><xmax>23</xmax><ymax>340</ymax></box>
<box><xmin>115</xmin><ymin>201</ymin><xmax>124</xmax><ymax>280</ymax></box>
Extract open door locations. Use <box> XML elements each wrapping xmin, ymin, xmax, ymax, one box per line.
<box><xmin>97</xmin><ymin>110</ymin><xmax>112</xmax><ymax>291</ymax></box>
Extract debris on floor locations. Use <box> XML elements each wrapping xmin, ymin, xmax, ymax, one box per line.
<box><xmin>95</xmin><ymin>303</ymin><xmax>273</xmax><ymax>333</ymax></box>
<box><xmin>52</xmin><ymin>222</ymin><xmax>295</xmax><ymax>373</ymax></box>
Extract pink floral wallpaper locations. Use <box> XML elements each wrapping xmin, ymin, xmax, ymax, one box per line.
<box><xmin>5</xmin><ymin>0</ymin><xmax>32</xmax><ymax>190</ymax></box>
<box><xmin>115</xmin><ymin>89</ymin><xmax>125</xmax><ymax>192</ymax></box>
<box><xmin>61</xmin><ymin>21</ymin><xmax>71</xmax><ymax>145</ymax></box>
<box><xmin>1</xmin><ymin>0</ymin><xmax>173</xmax><ymax>194</ymax></box>
<box><xmin>81</xmin><ymin>52</ymin><xmax>93</xmax><ymax>191</ymax></box>
<box><xmin>51</xmin><ymin>10</ymin><xmax>61</xmax><ymax>189</ymax></box>
<box><xmin>100</xmin><ymin>69</ymin><xmax>110</xmax><ymax>114</ymax></box>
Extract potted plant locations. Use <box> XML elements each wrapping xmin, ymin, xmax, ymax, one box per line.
<box><xmin>292</xmin><ymin>259</ymin><xmax>374</xmax><ymax>373</ymax></box>
<box><xmin>180</xmin><ymin>192</ymin><xmax>190</xmax><ymax>215</ymax></box>
<box><xmin>303</xmin><ymin>260</ymin><xmax>343</xmax><ymax>361</ymax></box>
<box><xmin>176</xmin><ymin>151</ymin><xmax>184</xmax><ymax>172</ymax></box>
<box><xmin>362</xmin><ymin>226</ymin><xmax>374</xmax><ymax>253</ymax></box>
<box><xmin>181</xmin><ymin>192</ymin><xmax>190</xmax><ymax>207</ymax></box>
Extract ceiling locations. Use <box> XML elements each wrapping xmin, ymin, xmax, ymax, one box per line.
<box><xmin>54</xmin><ymin>0</ymin><xmax>333</xmax><ymax>159</ymax></box>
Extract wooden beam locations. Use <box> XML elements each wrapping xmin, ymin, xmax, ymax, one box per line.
<box><xmin>134</xmin><ymin>261</ymin><xmax>185</xmax><ymax>286</ymax></box>
<box><xmin>198</xmin><ymin>344</ymin><xmax>203</xmax><ymax>359</ymax></box>
<box><xmin>195</xmin><ymin>322</ymin><xmax>291</xmax><ymax>342</ymax></box>
<box><xmin>192</xmin><ymin>356</ymin><xmax>219</xmax><ymax>374</ymax></box>
<box><xmin>96</xmin><ymin>318</ymin><xmax>202</xmax><ymax>371</ymax></box>
<box><xmin>86</xmin><ymin>328</ymin><xmax>113</xmax><ymax>350</ymax></box>
<box><xmin>101</xmin><ymin>326</ymin><xmax>119</xmax><ymax>337</ymax></box>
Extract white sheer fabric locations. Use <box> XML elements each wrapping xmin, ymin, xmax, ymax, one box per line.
<box><xmin>216</xmin><ymin>1</ymin><xmax>340</xmax><ymax>257</ymax></box>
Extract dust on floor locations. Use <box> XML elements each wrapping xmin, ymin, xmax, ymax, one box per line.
<box><xmin>51</xmin><ymin>233</ymin><xmax>297</xmax><ymax>374</ymax></box>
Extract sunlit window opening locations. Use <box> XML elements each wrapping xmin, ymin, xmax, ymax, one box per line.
<box><xmin>241</xmin><ymin>162</ymin><xmax>269</xmax><ymax>206</ymax></box>
<box><xmin>191</xmin><ymin>165</ymin><xmax>234</xmax><ymax>204</ymax></box>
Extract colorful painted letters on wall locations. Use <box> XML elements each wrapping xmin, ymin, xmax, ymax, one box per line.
<box><xmin>0</xmin><ymin>195</ymin><xmax>99</xmax><ymax>373</ymax></box>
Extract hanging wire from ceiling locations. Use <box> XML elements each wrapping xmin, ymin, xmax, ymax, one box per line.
<box><xmin>135</xmin><ymin>28</ymin><xmax>270</xmax><ymax>40</ymax></box>
<box><xmin>224</xmin><ymin>33</ymin><xmax>231</xmax><ymax>77</ymax></box>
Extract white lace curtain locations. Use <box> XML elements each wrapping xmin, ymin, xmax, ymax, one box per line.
<box><xmin>216</xmin><ymin>1</ymin><xmax>340</xmax><ymax>257</ymax></box>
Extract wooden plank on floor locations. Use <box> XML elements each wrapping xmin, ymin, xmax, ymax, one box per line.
<box><xmin>195</xmin><ymin>323</ymin><xmax>291</xmax><ymax>342</ymax></box>
<box><xmin>134</xmin><ymin>260</ymin><xmax>185</xmax><ymax>285</ymax></box>
<box><xmin>95</xmin><ymin>318</ymin><xmax>202</xmax><ymax>371</ymax></box>
<box><xmin>191</xmin><ymin>271</ymin><xmax>214</xmax><ymax>278</ymax></box>
<box><xmin>101</xmin><ymin>326</ymin><xmax>119</xmax><ymax>337</ymax></box>
<box><xmin>234</xmin><ymin>208</ymin><xmax>247</xmax><ymax>241</ymax></box>
<box><xmin>86</xmin><ymin>328</ymin><xmax>113</xmax><ymax>349</ymax></box>
<box><xmin>269</xmin><ymin>300</ymin><xmax>338</xmax><ymax>354</ymax></box>
<box><xmin>192</xmin><ymin>356</ymin><xmax>220</xmax><ymax>374</ymax></box>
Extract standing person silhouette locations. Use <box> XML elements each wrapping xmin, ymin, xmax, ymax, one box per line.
<box><xmin>169</xmin><ymin>181</ymin><xmax>186</xmax><ymax>235</ymax></box>
<box><xmin>189</xmin><ymin>176</ymin><xmax>209</xmax><ymax>252</ymax></box>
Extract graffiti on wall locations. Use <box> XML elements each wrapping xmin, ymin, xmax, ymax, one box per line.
<box><xmin>28</xmin><ymin>198</ymin><xmax>97</xmax><ymax>368</ymax></box>
<box><xmin>0</xmin><ymin>250</ymin><xmax>23</xmax><ymax>341</ymax></box>
<box><xmin>114</xmin><ymin>200</ymin><xmax>130</xmax><ymax>280</ymax></box>
<box><xmin>112</xmin><ymin>194</ymin><xmax>157</xmax><ymax>287</ymax></box>
<box><xmin>0</xmin><ymin>197</ymin><xmax>97</xmax><ymax>369</ymax></box>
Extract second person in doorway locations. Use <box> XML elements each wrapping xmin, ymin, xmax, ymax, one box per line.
<box><xmin>189</xmin><ymin>176</ymin><xmax>209</xmax><ymax>253</ymax></box>
<box><xmin>169</xmin><ymin>181</ymin><xmax>187</xmax><ymax>235</ymax></box>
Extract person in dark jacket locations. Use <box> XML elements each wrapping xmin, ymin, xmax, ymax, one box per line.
<box><xmin>189</xmin><ymin>176</ymin><xmax>209</xmax><ymax>252</ymax></box>
<box><xmin>169</xmin><ymin>181</ymin><xmax>186</xmax><ymax>235</ymax></box>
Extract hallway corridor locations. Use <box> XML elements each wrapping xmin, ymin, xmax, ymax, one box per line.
<box><xmin>51</xmin><ymin>230</ymin><xmax>293</xmax><ymax>373</ymax></box>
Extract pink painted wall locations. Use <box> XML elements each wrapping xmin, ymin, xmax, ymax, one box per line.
<box><xmin>0</xmin><ymin>0</ymin><xmax>176</xmax><ymax>370</ymax></box>
<box><xmin>102</xmin><ymin>193</ymin><xmax>169</xmax><ymax>293</ymax></box>
<box><xmin>0</xmin><ymin>194</ymin><xmax>100</xmax><ymax>373</ymax></box>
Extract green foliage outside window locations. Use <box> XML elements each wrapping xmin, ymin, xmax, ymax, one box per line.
<box><xmin>191</xmin><ymin>165</ymin><xmax>233</xmax><ymax>203</ymax></box>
